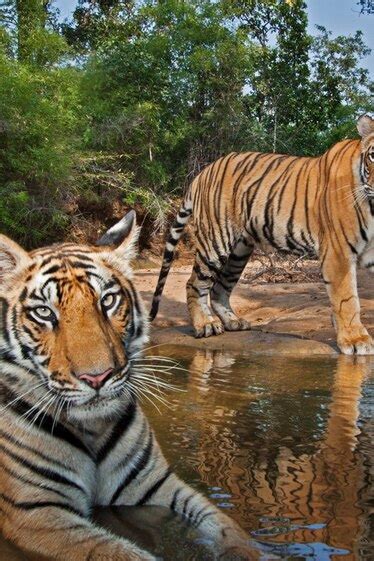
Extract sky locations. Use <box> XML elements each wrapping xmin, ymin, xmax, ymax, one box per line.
<box><xmin>55</xmin><ymin>0</ymin><xmax>374</xmax><ymax>75</ymax></box>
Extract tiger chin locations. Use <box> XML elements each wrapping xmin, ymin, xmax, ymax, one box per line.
<box><xmin>0</xmin><ymin>212</ymin><xmax>256</xmax><ymax>561</ymax></box>
<box><xmin>150</xmin><ymin>114</ymin><xmax>374</xmax><ymax>356</ymax></box>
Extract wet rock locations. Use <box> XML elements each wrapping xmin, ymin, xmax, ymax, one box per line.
<box><xmin>150</xmin><ymin>326</ymin><xmax>338</xmax><ymax>356</ymax></box>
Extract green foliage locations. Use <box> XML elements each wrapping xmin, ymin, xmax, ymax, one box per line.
<box><xmin>77</xmin><ymin>0</ymin><xmax>254</xmax><ymax>197</ymax></box>
<box><xmin>0</xmin><ymin>45</ymin><xmax>81</xmax><ymax>245</ymax></box>
<box><xmin>0</xmin><ymin>0</ymin><xmax>373</xmax><ymax>247</ymax></box>
<box><xmin>357</xmin><ymin>0</ymin><xmax>374</xmax><ymax>13</ymax></box>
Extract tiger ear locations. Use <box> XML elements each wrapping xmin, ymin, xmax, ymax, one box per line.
<box><xmin>0</xmin><ymin>235</ymin><xmax>30</xmax><ymax>283</ymax></box>
<box><xmin>96</xmin><ymin>210</ymin><xmax>139</xmax><ymax>259</ymax></box>
<box><xmin>357</xmin><ymin>114</ymin><xmax>374</xmax><ymax>138</ymax></box>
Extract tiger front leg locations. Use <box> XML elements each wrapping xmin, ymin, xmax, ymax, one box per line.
<box><xmin>168</xmin><ymin>476</ymin><xmax>257</xmax><ymax>560</ymax></box>
<box><xmin>187</xmin><ymin>260</ymin><xmax>225</xmax><ymax>338</ymax></box>
<box><xmin>321</xmin><ymin>249</ymin><xmax>374</xmax><ymax>355</ymax></box>
<box><xmin>1</xmin><ymin>504</ymin><xmax>156</xmax><ymax>561</ymax></box>
<box><xmin>138</xmin><ymin>471</ymin><xmax>257</xmax><ymax>560</ymax></box>
<box><xmin>211</xmin><ymin>238</ymin><xmax>253</xmax><ymax>332</ymax></box>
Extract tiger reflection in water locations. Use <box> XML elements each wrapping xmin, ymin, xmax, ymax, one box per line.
<box><xmin>160</xmin><ymin>348</ymin><xmax>372</xmax><ymax>561</ymax></box>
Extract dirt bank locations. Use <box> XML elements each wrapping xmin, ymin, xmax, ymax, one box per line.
<box><xmin>136</xmin><ymin>263</ymin><xmax>373</xmax><ymax>356</ymax></box>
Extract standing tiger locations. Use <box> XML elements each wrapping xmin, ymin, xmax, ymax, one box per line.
<box><xmin>0</xmin><ymin>211</ymin><xmax>255</xmax><ymax>561</ymax></box>
<box><xmin>150</xmin><ymin>114</ymin><xmax>374</xmax><ymax>355</ymax></box>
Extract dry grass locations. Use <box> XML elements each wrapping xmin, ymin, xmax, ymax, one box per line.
<box><xmin>241</xmin><ymin>251</ymin><xmax>322</xmax><ymax>284</ymax></box>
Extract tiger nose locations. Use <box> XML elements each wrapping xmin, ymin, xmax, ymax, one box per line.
<box><xmin>78</xmin><ymin>368</ymin><xmax>114</xmax><ymax>389</ymax></box>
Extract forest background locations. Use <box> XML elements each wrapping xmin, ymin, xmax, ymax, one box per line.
<box><xmin>0</xmin><ymin>0</ymin><xmax>373</xmax><ymax>250</ymax></box>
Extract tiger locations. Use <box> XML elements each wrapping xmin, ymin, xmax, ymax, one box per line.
<box><xmin>0</xmin><ymin>211</ymin><xmax>256</xmax><ymax>561</ymax></box>
<box><xmin>150</xmin><ymin>113</ymin><xmax>374</xmax><ymax>355</ymax></box>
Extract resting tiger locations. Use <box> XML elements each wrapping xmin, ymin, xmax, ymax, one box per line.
<box><xmin>0</xmin><ymin>212</ymin><xmax>255</xmax><ymax>561</ymax></box>
<box><xmin>150</xmin><ymin>114</ymin><xmax>374</xmax><ymax>355</ymax></box>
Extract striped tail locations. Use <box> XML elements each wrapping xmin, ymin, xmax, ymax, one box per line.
<box><xmin>150</xmin><ymin>191</ymin><xmax>193</xmax><ymax>321</ymax></box>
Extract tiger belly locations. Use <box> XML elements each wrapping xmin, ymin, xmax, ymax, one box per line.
<box><xmin>246</xmin><ymin>214</ymin><xmax>319</xmax><ymax>257</ymax></box>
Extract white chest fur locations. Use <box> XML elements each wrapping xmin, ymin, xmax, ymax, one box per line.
<box><xmin>359</xmin><ymin>213</ymin><xmax>374</xmax><ymax>272</ymax></box>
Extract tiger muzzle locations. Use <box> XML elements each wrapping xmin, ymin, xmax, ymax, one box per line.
<box><xmin>78</xmin><ymin>368</ymin><xmax>114</xmax><ymax>389</ymax></box>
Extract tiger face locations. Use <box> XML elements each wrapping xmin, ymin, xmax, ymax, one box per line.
<box><xmin>0</xmin><ymin>212</ymin><xmax>148</xmax><ymax>420</ymax></box>
<box><xmin>357</xmin><ymin>113</ymin><xmax>374</xmax><ymax>199</ymax></box>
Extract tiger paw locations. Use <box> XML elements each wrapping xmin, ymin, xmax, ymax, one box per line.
<box><xmin>338</xmin><ymin>329</ymin><xmax>374</xmax><ymax>355</ymax></box>
<box><xmin>194</xmin><ymin>319</ymin><xmax>225</xmax><ymax>338</ymax></box>
<box><xmin>223</xmin><ymin>318</ymin><xmax>251</xmax><ymax>332</ymax></box>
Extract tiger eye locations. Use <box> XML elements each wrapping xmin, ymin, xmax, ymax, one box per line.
<box><xmin>101</xmin><ymin>293</ymin><xmax>119</xmax><ymax>310</ymax></box>
<box><xmin>103</xmin><ymin>294</ymin><xmax>114</xmax><ymax>307</ymax></box>
<box><xmin>35</xmin><ymin>306</ymin><xmax>52</xmax><ymax>317</ymax></box>
<box><xmin>32</xmin><ymin>306</ymin><xmax>56</xmax><ymax>322</ymax></box>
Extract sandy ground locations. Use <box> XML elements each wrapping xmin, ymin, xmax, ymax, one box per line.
<box><xmin>136</xmin><ymin>264</ymin><xmax>373</xmax><ymax>356</ymax></box>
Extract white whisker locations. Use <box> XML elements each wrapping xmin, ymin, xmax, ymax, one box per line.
<box><xmin>128</xmin><ymin>376</ymin><xmax>173</xmax><ymax>411</ymax></box>
<box><xmin>0</xmin><ymin>382</ymin><xmax>46</xmax><ymax>412</ymax></box>
<box><xmin>131</xmin><ymin>343</ymin><xmax>170</xmax><ymax>359</ymax></box>
<box><xmin>18</xmin><ymin>391</ymin><xmax>53</xmax><ymax>423</ymax></box>
<box><xmin>131</xmin><ymin>371</ymin><xmax>182</xmax><ymax>392</ymax></box>
<box><xmin>131</xmin><ymin>385</ymin><xmax>164</xmax><ymax>412</ymax></box>
<box><xmin>29</xmin><ymin>395</ymin><xmax>56</xmax><ymax>431</ymax></box>
<box><xmin>16</xmin><ymin>391</ymin><xmax>54</xmax><ymax>433</ymax></box>
<box><xmin>133</xmin><ymin>355</ymin><xmax>180</xmax><ymax>365</ymax></box>
<box><xmin>133</xmin><ymin>362</ymin><xmax>189</xmax><ymax>374</ymax></box>
<box><xmin>52</xmin><ymin>396</ymin><xmax>66</xmax><ymax>434</ymax></box>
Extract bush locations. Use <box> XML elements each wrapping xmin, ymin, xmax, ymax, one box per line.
<box><xmin>0</xmin><ymin>48</ymin><xmax>81</xmax><ymax>246</ymax></box>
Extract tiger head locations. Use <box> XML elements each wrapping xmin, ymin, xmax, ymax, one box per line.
<box><xmin>357</xmin><ymin>113</ymin><xmax>374</xmax><ymax>199</ymax></box>
<box><xmin>0</xmin><ymin>211</ymin><xmax>148</xmax><ymax>420</ymax></box>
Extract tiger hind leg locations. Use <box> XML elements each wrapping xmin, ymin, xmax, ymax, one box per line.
<box><xmin>186</xmin><ymin>254</ymin><xmax>225</xmax><ymax>338</ymax></box>
<box><xmin>210</xmin><ymin>238</ymin><xmax>253</xmax><ymax>331</ymax></box>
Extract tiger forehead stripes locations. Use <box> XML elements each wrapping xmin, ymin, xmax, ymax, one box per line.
<box><xmin>19</xmin><ymin>253</ymin><xmax>130</xmax><ymax>385</ymax></box>
<box><xmin>151</xmin><ymin>113</ymin><xmax>374</xmax><ymax>356</ymax></box>
<box><xmin>0</xmin><ymin>211</ymin><xmax>256</xmax><ymax>561</ymax></box>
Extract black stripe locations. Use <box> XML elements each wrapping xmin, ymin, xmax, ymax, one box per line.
<box><xmin>96</xmin><ymin>401</ymin><xmax>136</xmax><ymax>463</ymax></box>
<box><xmin>9</xmin><ymin>398</ymin><xmax>90</xmax><ymax>456</ymax></box>
<box><xmin>182</xmin><ymin>495</ymin><xmax>193</xmax><ymax>517</ymax></box>
<box><xmin>62</xmin><ymin>252</ymin><xmax>95</xmax><ymax>261</ymax></box>
<box><xmin>22</xmin><ymin>324</ymin><xmax>39</xmax><ymax>343</ymax></box>
<box><xmin>170</xmin><ymin>488</ymin><xmax>182</xmax><ymax>511</ymax></box>
<box><xmin>196</xmin><ymin>510</ymin><xmax>215</xmax><ymax>527</ymax></box>
<box><xmin>42</xmin><ymin>265</ymin><xmax>61</xmax><ymax>275</ymax></box>
<box><xmin>68</xmin><ymin>261</ymin><xmax>96</xmax><ymax>270</ymax></box>
<box><xmin>11</xmin><ymin>308</ymin><xmax>33</xmax><ymax>362</ymax></box>
<box><xmin>191</xmin><ymin>504</ymin><xmax>207</xmax><ymax>526</ymax></box>
<box><xmin>15</xmin><ymin>500</ymin><xmax>83</xmax><ymax>516</ymax></box>
<box><xmin>0</xmin><ymin>426</ymin><xmax>73</xmax><ymax>471</ymax></box>
<box><xmin>0</xmin><ymin>349</ymin><xmax>16</xmax><ymax>362</ymax></box>
<box><xmin>0</xmin><ymin>445</ymin><xmax>85</xmax><ymax>493</ymax></box>
<box><xmin>1</xmin><ymin>463</ymin><xmax>70</xmax><ymax>500</ymax></box>
<box><xmin>178</xmin><ymin>209</ymin><xmax>192</xmax><ymax>218</ymax></box>
<box><xmin>0</xmin><ymin>493</ymin><xmax>83</xmax><ymax>517</ymax></box>
<box><xmin>19</xmin><ymin>287</ymin><xmax>28</xmax><ymax>302</ymax></box>
<box><xmin>110</xmin><ymin>432</ymin><xmax>153</xmax><ymax>504</ymax></box>
<box><xmin>136</xmin><ymin>469</ymin><xmax>172</xmax><ymax>506</ymax></box>
<box><xmin>0</xmin><ymin>298</ymin><xmax>10</xmax><ymax>345</ymax></box>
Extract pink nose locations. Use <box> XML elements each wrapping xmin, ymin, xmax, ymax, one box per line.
<box><xmin>78</xmin><ymin>368</ymin><xmax>114</xmax><ymax>389</ymax></box>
